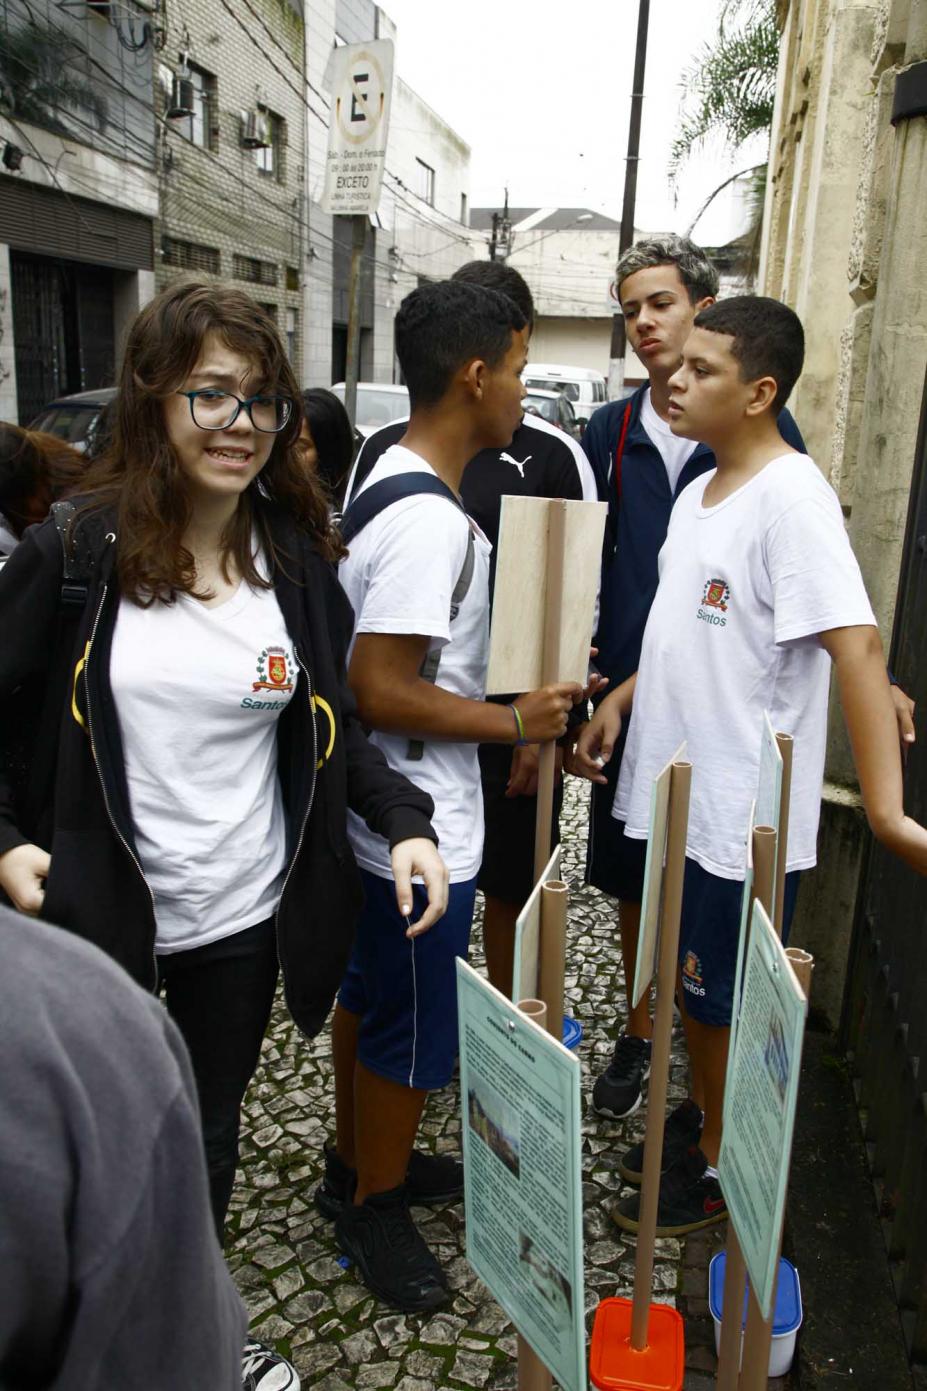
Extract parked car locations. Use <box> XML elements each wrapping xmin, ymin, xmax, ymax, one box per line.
<box><xmin>522</xmin><ymin>364</ymin><xmax>607</xmax><ymax>432</ymax></box>
<box><xmin>522</xmin><ymin>388</ymin><xmax>581</xmax><ymax>440</ymax></box>
<box><xmin>331</xmin><ymin>382</ymin><xmax>410</xmax><ymax>439</ymax></box>
<box><xmin>29</xmin><ymin>387</ymin><xmax>117</xmax><ymax>456</ymax></box>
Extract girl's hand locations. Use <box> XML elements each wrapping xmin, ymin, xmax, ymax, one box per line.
<box><xmin>390</xmin><ymin>838</ymin><xmax>450</xmax><ymax>937</ymax></box>
<box><xmin>0</xmin><ymin>843</ymin><xmax>50</xmax><ymax>915</ymax></box>
<box><xmin>571</xmin><ymin>694</ymin><xmax>624</xmax><ymax>783</ymax></box>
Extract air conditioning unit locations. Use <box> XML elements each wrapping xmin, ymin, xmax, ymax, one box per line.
<box><xmin>166</xmin><ymin>75</ymin><xmax>195</xmax><ymax>119</ymax></box>
<box><xmin>240</xmin><ymin>108</ymin><xmax>270</xmax><ymax>149</ymax></box>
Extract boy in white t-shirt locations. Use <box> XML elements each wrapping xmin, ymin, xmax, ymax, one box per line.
<box><xmin>575</xmin><ymin>296</ymin><xmax>927</xmax><ymax>1237</ymax></box>
<box><xmin>324</xmin><ymin>280</ymin><xmax>583</xmax><ymax>1311</ymax></box>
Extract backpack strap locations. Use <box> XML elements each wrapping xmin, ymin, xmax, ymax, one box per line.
<box><xmin>613</xmin><ymin>401</ymin><xmax>632</xmax><ymax>510</ymax></box>
<box><xmin>51</xmin><ymin>499</ymin><xmax>93</xmax><ymax>607</ymax></box>
<box><xmin>340</xmin><ymin>473</ymin><xmax>476</xmax><ymax>762</ymax></box>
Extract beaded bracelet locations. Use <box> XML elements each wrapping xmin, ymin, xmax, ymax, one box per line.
<box><xmin>508</xmin><ymin>702</ymin><xmax>528</xmax><ymax>746</ymax></box>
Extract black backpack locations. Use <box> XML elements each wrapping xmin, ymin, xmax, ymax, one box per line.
<box><xmin>340</xmin><ymin>474</ymin><xmax>476</xmax><ymax>761</ymax></box>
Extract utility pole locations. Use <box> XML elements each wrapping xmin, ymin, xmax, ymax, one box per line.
<box><xmin>607</xmin><ymin>0</ymin><xmax>650</xmax><ymax>401</ymax></box>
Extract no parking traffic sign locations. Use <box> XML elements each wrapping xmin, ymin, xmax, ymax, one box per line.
<box><xmin>321</xmin><ymin>39</ymin><xmax>393</xmax><ymax>216</ymax></box>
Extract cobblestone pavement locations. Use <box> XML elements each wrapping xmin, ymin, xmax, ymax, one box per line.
<box><xmin>228</xmin><ymin>780</ymin><xmax>745</xmax><ymax>1390</ymax></box>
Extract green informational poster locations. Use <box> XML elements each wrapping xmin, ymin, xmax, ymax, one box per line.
<box><xmin>718</xmin><ymin>902</ymin><xmax>808</xmax><ymax>1319</ymax></box>
<box><xmin>456</xmin><ymin>961</ymin><xmax>586</xmax><ymax>1391</ymax></box>
<box><xmin>512</xmin><ymin>846</ymin><xmax>561</xmax><ymax>1004</ymax></box>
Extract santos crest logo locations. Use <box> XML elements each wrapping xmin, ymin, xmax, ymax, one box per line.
<box><xmin>696</xmin><ymin>577</ymin><xmax>730</xmax><ymax>628</ymax></box>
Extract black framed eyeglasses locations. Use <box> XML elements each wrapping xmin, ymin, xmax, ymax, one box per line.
<box><xmin>176</xmin><ymin>389</ymin><xmax>294</xmax><ymax>434</ymax></box>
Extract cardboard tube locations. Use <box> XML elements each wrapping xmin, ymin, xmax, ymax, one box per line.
<box><xmin>740</xmin><ymin>1281</ymin><xmax>775</xmax><ymax>1388</ymax></box>
<box><xmin>533</xmin><ymin>500</ymin><xmax>568</xmax><ymax>882</ymax></box>
<box><xmin>517</xmin><ymin>1336</ymin><xmax>551</xmax><ymax>1391</ymax></box>
<box><xmin>752</xmin><ymin>826</ymin><xmax>776</xmax><ymax>920</ymax></box>
<box><xmin>539</xmin><ymin>881</ymin><xmax>568</xmax><ymax>1044</ymax></box>
<box><xmin>773</xmin><ymin>733</ymin><xmax>793</xmax><ymax>938</ymax></box>
<box><xmin>630</xmin><ymin>761</ymin><xmax>692</xmax><ymax>1350</ymax></box>
<box><xmin>785</xmin><ymin>947</ymin><xmax>814</xmax><ymax>997</ymax></box>
<box><xmin>715</xmin><ymin>1227</ymin><xmax>747</xmax><ymax>1388</ymax></box>
<box><xmin>516</xmin><ymin>998</ymin><xmax>547</xmax><ymax>1029</ymax></box>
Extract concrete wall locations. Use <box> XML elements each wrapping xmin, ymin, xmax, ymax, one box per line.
<box><xmin>156</xmin><ymin>0</ymin><xmax>307</xmax><ymax>373</ymax></box>
<box><xmin>373</xmin><ymin>77</ymin><xmax>472</xmax><ymax>381</ymax></box>
<box><xmin>529</xmin><ymin>317</ymin><xmax>613</xmax><ymax>376</ymax></box>
<box><xmin>761</xmin><ymin>0</ymin><xmax>927</xmax><ymax>1025</ymax></box>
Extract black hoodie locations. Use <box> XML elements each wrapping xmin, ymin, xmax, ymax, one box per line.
<box><xmin>0</xmin><ymin>500</ymin><xmax>437</xmax><ymax>1037</ymax></box>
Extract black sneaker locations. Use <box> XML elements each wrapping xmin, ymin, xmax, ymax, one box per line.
<box><xmin>406</xmin><ymin>1147</ymin><xmax>464</xmax><ymax>1205</ymax></box>
<box><xmin>618</xmin><ymin>1098</ymin><xmax>703</xmax><ymax>1185</ymax></box>
<box><xmin>241</xmin><ymin>1338</ymin><xmax>300</xmax><ymax>1389</ymax></box>
<box><xmin>335</xmin><ymin>1182</ymin><xmax>450</xmax><ymax>1312</ymax></box>
<box><xmin>592</xmin><ymin>1033</ymin><xmax>652</xmax><ymax>1118</ymax></box>
<box><xmin>315</xmin><ymin>1141</ymin><xmax>464</xmax><ymax>1218</ymax></box>
<box><xmin>610</xmin><ymin>1145</ymin><xmax>728</xmax><ymax>1237</ymax></box>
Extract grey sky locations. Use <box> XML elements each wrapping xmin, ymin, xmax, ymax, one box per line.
<box><xmin>381</xmin><ymin>0</ymin><xmax>768</xmax><ymax>247</ymax></box>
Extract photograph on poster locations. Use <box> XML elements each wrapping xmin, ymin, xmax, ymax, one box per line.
<box><xmin>519</xmin><ymin>1233</ymin><xmax>573</xmax><ymax>1320</ymax></box>
<box><xmin>468</xmin><ymin>1080</ymin><xmax>521</xmax><ymax>1178</ymax></box>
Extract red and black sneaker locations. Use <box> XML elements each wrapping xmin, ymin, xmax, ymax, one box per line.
<box><xmin>610</xmin><ymin>1144</ymin><xmax>728</xmax><ymax>1237</ymax></box>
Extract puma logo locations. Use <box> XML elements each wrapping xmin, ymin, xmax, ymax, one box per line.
<box><xmin>500</xmin><ymin>452</ymin><xmax>532</xmax><ymax>478</ymax></box>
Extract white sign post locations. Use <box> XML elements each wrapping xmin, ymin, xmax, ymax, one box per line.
<box><xmin>321</xmin><ymin>40</ymin><xmax>393</xmax><ymax>216</ymax></box>
<box><xmin>321</xmin><ymin>39</ymin><xmax>393</xmax><ymax>427</ymax></box>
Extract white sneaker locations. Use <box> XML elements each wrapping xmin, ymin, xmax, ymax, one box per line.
<box><xmin>241</xmin><ymin>1338</ymin><xmax>300</xmax><ymax>1390</ymax></box>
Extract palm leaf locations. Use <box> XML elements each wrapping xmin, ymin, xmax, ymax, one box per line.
<box><xmin>669</xmin><ymin>0</ymin><xmax>778</xmax><ymax>185</ymax></box>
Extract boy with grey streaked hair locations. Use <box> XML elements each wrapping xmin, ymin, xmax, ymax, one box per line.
<box><xmin>614</xmin><ymin>234</ymin><xmax>720</xmax><ymax>305</ymax></box>
<box><xmin>574</xmin><ymin>234</ymin><xmax>806</xmax><ymax>1132</ymax></box>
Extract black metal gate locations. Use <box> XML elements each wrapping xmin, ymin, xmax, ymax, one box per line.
<box><xmin>10</xmin><ymin>252</ymin><xmax>114</xmax><ymax>424</ymax></box>
<box><xmin>843</xmin><ymin>364</ymin><xmax>927</xmax><ymax>1365</ymax></box>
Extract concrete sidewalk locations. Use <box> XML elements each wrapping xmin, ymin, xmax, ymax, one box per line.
<box><xmin>226</xmin><ymin>780</ymin><xmax>790</xmax><ymax>1389</ymax></box>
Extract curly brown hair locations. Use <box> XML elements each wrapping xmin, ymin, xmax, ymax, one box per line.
<box><xmin>81</xmin><ymin>279</ymin><xmax>344</xmax><ymax>604</ymax></box>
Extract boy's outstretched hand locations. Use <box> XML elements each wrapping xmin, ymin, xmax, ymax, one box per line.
<box><xmin>570</xmin><ymin>690</ymin><xmax>625</xmax><ymax>784</ymax></box>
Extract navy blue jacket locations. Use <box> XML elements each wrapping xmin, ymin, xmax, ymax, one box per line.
<box><xmin>583</xmin><ymin>389</ymin><xmax>806</xmax><ymax>688</ymax></box>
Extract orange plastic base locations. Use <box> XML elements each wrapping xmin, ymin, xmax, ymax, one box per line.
<box><xmin>589</xmin><ymin>1297</ymin><xmax>686</xmax><ymax>1391</ymax></box>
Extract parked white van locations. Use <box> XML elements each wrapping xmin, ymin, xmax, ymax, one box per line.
<box><xmin>522</xmin><ymin>364</ymin><xmax>608</xmax><ymax>432</ymax></box>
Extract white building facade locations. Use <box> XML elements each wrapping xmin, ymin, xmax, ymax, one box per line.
<box><xmin>303</xmin><ymin>0</ymin><xmax>471</xmax><ymax>388</ymax></box>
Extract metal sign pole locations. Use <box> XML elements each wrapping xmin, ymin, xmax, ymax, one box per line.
<box><xmin>343</xmin><ymin>213</ymin><xmax>366</xmax><ymax>428</ymax></box>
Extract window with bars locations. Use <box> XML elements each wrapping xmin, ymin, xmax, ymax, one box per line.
<box><xmin>285</xmin><ymin>306</ymin><xmax>298</xmax><ymax>363</ymax></box>
<box><xmin>415</xmin><ymin>158</ymin><xmax>435</xmax><ymax>207</ymax></box>
<box><xmin>165</xmin><ymin>60</ymin><xmax>218</xmax><ymax>151</ymax></box>
<box><xmin>233</xmin><ymin>256</ymin><xmax>278</xmax><ymax>287</ymax></box>
<box><xmin>162</xmin><ymin>237</ymin><xmax>220</xmax><ymax>274</ymax></box>
<box><xmin>255</xmin><ymin>107</ymin><xmax>286</xmax><ymax>181</ymax></box>
<box><xmin>257</xmin><ymin>302</ymin><xmax>277</xmax><ymax>321</ymax></box>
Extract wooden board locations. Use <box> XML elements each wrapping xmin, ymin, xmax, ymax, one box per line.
<box><xmin>486</xmin><ymin>496</ymin><xmax>607</xmax><ymax>695</ymax></box>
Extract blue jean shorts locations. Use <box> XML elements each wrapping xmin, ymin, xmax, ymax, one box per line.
<box><xmin>338</xmin><ymin>868</ymin><xmax>477</xmax><ymax>1090</ymax></box>
<box><xmin>678</xmin><ymin>858</ymin><xmax>800</xmax><ymax>1027</ymax></box>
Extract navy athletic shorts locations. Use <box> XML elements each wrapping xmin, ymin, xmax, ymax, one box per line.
<box><xmin>338</xmin><ymin>868</ymin><xmax>477</xmax><ymax>1090</ymax></box>
<box><xmin>676</xmin><ymin>856</ymin><xmax>801</xmax><ymax>1027</ymax></box>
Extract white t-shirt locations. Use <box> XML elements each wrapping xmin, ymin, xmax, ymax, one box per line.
<box><xmin>110</xmin><ymin>573</ymin><xmax>296</xmax><ymax>952</ymax></box>
<box><xmin>614</xmin><ymin>454</ymin><xmax>877</xmax><ymax>879</ymax></box>
<box><xmin>640</xmin><ymin>388</ymin><xmax>698</xmax><ymax>492</ymax></box>
<box><xmin>339</xmin><ymin>444</ymin><xmax>492</xmax><ymax>883</ymax></box>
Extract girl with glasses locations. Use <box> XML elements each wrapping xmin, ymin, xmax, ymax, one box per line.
<box><xmin>0</xmin><ymin>280</ymin><xmax>447</xmax><ymax>1389</ymax></box>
